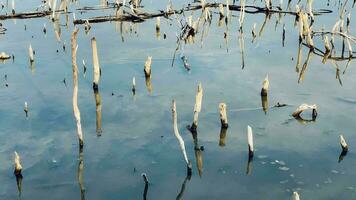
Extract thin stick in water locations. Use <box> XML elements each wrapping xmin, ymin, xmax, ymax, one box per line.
<box><xmin>72</xmin><ymin>28</ymin><xmax>84</xmax><ymax>148</ymax></box>
<box><xmin>172</xmin><ymin>100</ymin><xmax>192</xmax><ymax>176</ymax></box>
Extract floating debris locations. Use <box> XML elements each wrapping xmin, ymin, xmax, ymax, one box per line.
<box><xmin>279</xmin><ymin>166</ymin><xmax>290</xmax><ymax>171</ymax></box>
<box><xmin>292</xmin><ymin>104</ymin><xmax>317</xmax><ymax>120</ymax></box>
<box><xmin>0</xmin><ymin>52</ymin><xmax>11</xmax><ymax>60</ymax></box>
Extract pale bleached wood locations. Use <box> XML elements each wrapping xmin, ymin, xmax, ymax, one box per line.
<box><xmin>144</xmin><ymin>56</ymin><xmax>152</xmax><ymax>77</ymax></box>
<box><xmin>71</xmin><ymin>28</ymin><xmax>84</xmax><ymax>147</ymax></box>
<box><xmin>292</xmin><ymin>191</ymin><xmax>300</xmax><ymax>200</ymax></box>
<box><xmin>0</xmin><ymin>52</ymin><xmax>11</xmax><ymax>59</ymax></box>
<box><xmin>172</xmin><ymin>100</ymin><xmax>189</xmax><ymax>165</ymax></box>
<box><xmin>191</xmin><ymin>83</ymin><xmax>203</xmax><ymax>131</ymax></box>
<box><xmin>28</xmin><ymin>44</ymin><xmax>34</xmax><ymax>63</ymax></box>
<box><xmin>14</xmin><ymin>151</ymin><xmax>22</xmax><ymax>174</ymax></box>
<box><xmin>219</xmin><ymin>103</ymin><xmax>228</xmax><ymax>128</ymax></box>
<box><xmin>292</xmin><ymin>104</ymin><xmax>317</xmax><ymax>120</ymax></box>
<box><xmin>247</xmin><ymin>125</ymin><xmax>254</xmax><ymax>158</ymax></box>
<box><xmin>132</xmin><ymin>76</ymin><xmax>136</xmax><ymax>94</ymax></box>
<box><xmin>91</xmin><ymin>37</ymin><xmax>100</xmax><ymax>90</ymax></box>
<box><xmin>24</xmin><ymin>102</ymin><xmax>28</xmax><ymax>117</ymax></box>
<box><xmin>340</xmin><ymin>134</ymin><xmax>348</xmax><ymax>152</ymax></box>
<box><xmin>261</xmin><ymin>75</ymin><xmax>269</xmax><ymax>96</ymax></box>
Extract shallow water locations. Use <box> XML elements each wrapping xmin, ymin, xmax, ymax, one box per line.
<box><xmin>1</xmin><ymin>0</ymin><xmax>356</xmax><ymax>199</ymax></box>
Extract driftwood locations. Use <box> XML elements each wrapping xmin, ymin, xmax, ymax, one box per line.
<box><xmin>73</xmin><ymin>3</ymin><xmax>332</xmax><ymax>25</ymax></box>
<box><xmin>292</xmin><ymin>104</ymin><xmax>317</xmax><ymax>121</ymax></box>
<box><xmin>0</xmin><ymin>9</ymin><xmax>69</xmax><ymax>20</ymax></box>
<box><xmin>0</xmin><ymin>52</ymin><xmax>11</xmax><ymax>60</ymax></box>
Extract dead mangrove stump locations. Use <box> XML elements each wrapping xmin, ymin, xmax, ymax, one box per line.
<box><xmin>24</xmin><ymin>102</ymin><xmax>28</xmax><ymax>118</ymax></box>
<box><xmin>292</xmin><ymin>191</ymin><xmax>300</xmax><ymax>200</ymax></box>
<box><xmin>14</xmin><ymin>151</ymin><xmax>23</xmax><ymax>196</ymax></box>
<box><xmin>247</xmin><ymin>125</ymin><xmax>254</xmax><ymax>158</ymax></box>
<box><xmin>71</xmin><ymin>28</ymin><xmax>84</xmax><ymax>148</ymax></box>
<box><xmin>28</xmin><ymin>44</ymin><xmax>34</xmax><ymax>63</ymax></box>
<box><xmin>188</xmin><ymin>83</ymin><xmax>203</xmax><ymax>134</ymax></box>
<box><xmin>14</xmin><ymin>151</ymin><xmax>22</xmax><ymax>176</ymax></box>
<box><xmin>340</xmin><ymin>134</ymin><xmax>348</xmax><ymax>153</ymax></box>
<box><xmin>144</xmin><ymin>57</ymin><xmax>153</xmax><ymax>93</ymax></box>
<box><xmin>219</xmin><ymin>103</ymin><xmax>228</xmax><ymax>128</ymax></box>
<box><xmin>144</xmin><ymin>56</ymin><xmax>152</xmax><ymax>78</ymax></box>
<box><xmin>132</xmin><ymin>76</ymin><xmax>136</xmax><ymax>95</ymax></box>
<box><xmin>91</xmin><ymin>37</ymin><xmax>101</xmax><ymax>91</ymax></box>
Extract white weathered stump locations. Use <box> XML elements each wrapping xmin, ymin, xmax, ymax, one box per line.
<box><xmin>24</xmin><ymin>102</ymin><xmax>28</xmax><ymax>117</ymax></box>
<box><xmin>144</xmin><ymin>56</ymin><xmax>152</xmax><ymax>78</ymax></box>
<box><xmin>247</xmin><ymin>125</ymin><xmax>254</xmax><ymax>158</ymax></box>
<box><xmin>340</xmin><ymin>134</ymin><xmax>348</xmax><ymax>152</ymax></box>
<box><xmin>190</xmin><ymin>83</ymin><xmax>203</xmax><ymax>133</ymax></box>
<box><xmin>292</xmin><ymin>191</ymin><xmax>300</xmax><ymax>200</ymax></box>
<box><xmin>219</xmin><ymin>103</ymin><xmax>228</xmax><ymax>128</ymax></box>
<box><xmin>28</xmin><ymin>44</ymin><xmax>34</xmax><ymax>63</ymax></box>
<box><xmin>132</xmin><ymin>76</ymin><xmax>136</xmax><ymax>95</ymax></box>
<box><xmin>91</xmin><ymin>37</ymin><xmax>101</xmax><ymax>90</ymax></box>
<box><xmin>14</xmin><ymin>151</ymin><xmax>22</xmax><ymax>175</ymax></box>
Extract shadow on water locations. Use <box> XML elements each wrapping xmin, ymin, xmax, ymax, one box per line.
<box><xmin>15</xmin><ymin>173</ymin><xmax>23</xmax><ymax>198</ymax></box>
<box><xmin>187</xmin><ymin>126</ymin><xmax>204</xmax><ymax>177</ymax></box>
<box><xmin>94</xmin><ymin>88</ymin><xmax>103</xmax><ymax>136</ymax></box>
<box><xmin>338</xmin><ymin>149</ymin><xmax>348</xmax><ymax>163</ymax></box>
<box><xmin>78</xmin><ymin>146</ymin><xmax>85</xmax><ymax>200</ymax></box>
<box><xmin>246</xmin><ymin>155</ymin><xmax>253</xmax><ymax>176</ymax></box>
<box><xmin>219</xmin><ymin>127</ymin><xmax>228</xmax><ymax>147</ymax></box>
<box><xmin>142</xmin><ymin>173</ymin><xmax>148</xmax><ymax>200</ymax></box>
<box><xmin>176</xmin><ymin>174</ymin><xmax>191</xmax><ymax>200</ymax></box>
<box><xmin>261</xmin><ymin>95</ymin><xmax>268</xmax><ymax>114</ymax></box>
